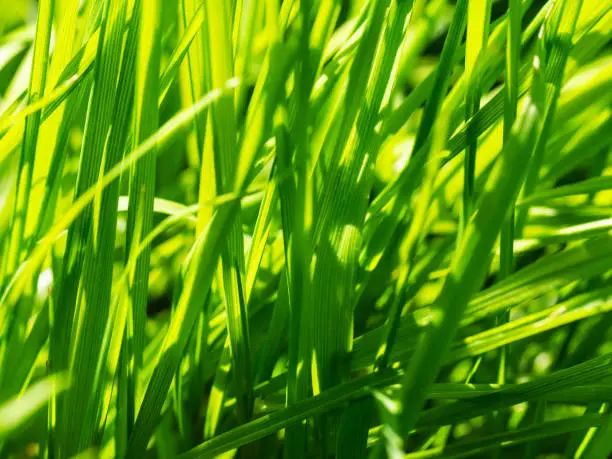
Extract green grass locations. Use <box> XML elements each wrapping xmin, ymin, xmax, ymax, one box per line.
<box><xmin>0</xmin><ymin>0</ymin><xmax>611</xmax><ymax>457</ymax></box>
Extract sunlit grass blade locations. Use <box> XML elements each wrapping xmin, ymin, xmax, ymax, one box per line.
<box><xmin>282</xmin><ymin>0</ymin><xmax>315</xmax><ymax>454</ymax></box>
<box><xmin>125</xmin><ymin>203</ymin><xmax>238</xmax><ymax>456</ymax></box>
<box><xmin>2</xmin><ymin>0</ymin><xmax>53</xmax><ymax>283</ymax></box>
<box><xmin>518</xmin><ymin>176</ymin><xmax>612</xmax><ymax>207</ymax></box>
<box><xmin>59</xmin><ymin>0</ymin><xmax>139</xmax><ymax>453</ymax></box>
<box><xmin>204</xmin><ymin>0</ymin><xmax>253</xmax><ymax>425</ymax></box>
<box><xmin>1</xmin><ymin>1</ymin><xmax>610</xmax><ymax>457</ymax></box>
<box><xmin>498</xmin><ymin>0</ymin><xmax>522</xmax><ymax>283</ymax></box>
<box><xmin>126</xmin><ymin>36</ymin><xmax>291</xmax><ymax>455</ymax></box>
<box><xmin>461</xmin><ymin>0</ymin><xmax>491</xmax><ymax>234</ymax></box>
<box><xmin>381</xmin><ymin>65</ymin><xmax>544</xmax><ymax>454</ymax></box>
<box><xmin>118</xmin><ymin>0</ymin><xmax>162</xmax><ymax>450</ymax></box>
<box><xmin>23</xmin><ymin>0</ymin><xmax>80</xmax><ymax>249</ymax></box>
<box><xmin>515</xmin><ymin>0</ymin><xmax>584</xmax><ymax>237</ymax></box>
<box><xmin>0</xmin><ymin>76</ymin><xmax>240</xmax><ymax>323</ymax></box>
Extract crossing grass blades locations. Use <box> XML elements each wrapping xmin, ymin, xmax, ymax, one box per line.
<box><xmin>0</xmin><ymin>0</ymin><xmax>611</xmax><ymax>457</ymax></box>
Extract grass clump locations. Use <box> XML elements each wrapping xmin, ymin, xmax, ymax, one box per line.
<box><xmin>0</xmin><ymin>0</ymin><xmax>611</xmax><ymax>457</ymax></box>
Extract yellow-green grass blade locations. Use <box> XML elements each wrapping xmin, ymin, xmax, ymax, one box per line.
<box><xmin>0</xmin><ymin>0</ymin><xmax>214</xmax><ymax>143</ymax></box>
<box><xmin>254</xmin><ymin>267</ymin><xmax>289</xmax><ymax>382</ymax></box>
<box><xmin>48</xmin><ymin>0</ymin><xmax>125</xmax><ymax>415</ymax></box>
<box><xmin>125</xmin><ymin>202</ymin><xmax>239</xmax><ymax>456</ymax></box>
<box><xmin>202</xmin><ymin>163</ymin><xmax>277</xmax><ymax>441</ymax></box>
<box><xmin>284</xmin><ymin>232</ymin><xmax>611</xmax><ymax>376</ymax></box>
<box><xmin>417</xmin><ymin>353</ymin><xmax>612</xmax><ymax>429</ymax></box>
<box><xmin>368</xmin><ymin>3</ymin><xmax>469</xmax><ymax>407</ymax></box>
<box><xmin>204</xmin><ymin>0</ymin><xmax>253</xmax><ymax>424</ymax></box>
<box><xmin>119</xmin><ymin>0</ymin><xmax>162</xmax><ymax>447</ymax></box>
<box><xmin>515</xmin><ymin>0</ymin><xmax>584</xmax><ymax>238</ymax></box>
<box><xmin>118</xmin><ymin>196</ymin><xmax>197</xmax><ymax>222</ymax></box>
<box><xmin>0</xmin><ymin>78</ymin><xmax>240</xmax><ymax>321</ymax></box>
<box><xmin>59</xmin><ymin>0</ymin><xmax>141</xmax><ymax>454</ymax></box>
<box><xmin>177</xmin><ymin>0</ymin><xmax>210</xmax><ymax>189</ymax></box>
<box><xmin>329</xmin><ymin>0</ymin><xmax>423</xmax><ymax>454</ymax></box>
<box><xmin>309</xmin><ymin>0</ymin><xmax>342</xmax><ymax>82</ymax></box>
<box><xmin>498</xmin><ymin>0</ymin><xmax>521</xmax><ymax>282</ymax></box>
<box><xmin>245</xmin><ymin>166</ymin><xmax>277</xmax><ymax>301</ymax></box>
<box><xmin>28</xmin><ymin>81</ymin><xmax>91</xmax><ymax>246</ymax></box>
<box><xmin>233</xmin><ymin>0</ymin><xmax>262</xmax><ymax>117</ymax></box>
<box><xmin>249</xmin><ymin>364</ymin><xmax>612</xmax><ymax>419</ymax></box>
<box><xmin>125</xmin><ymin>46</ymin><xmax>290</xmax><ymax>454</ymax></box>
<box><xmin>0</xmin><ymin>78</ymin><xmax>238</xmax><ymax>456</ymax></box>
<box><xmin>203</xmin><ymin>341</ymin><xmax>231</xmax><ymax>440</ymax></box>
<box><xmin>2</xmin><ymin>0</ymin><xmax>53</xmax><ymax>284</ymax></box>
<box><xmin>578</xmin><ymin>407</ymin><xmax>612</xmax><ymax>459</ymax></box>
<box><xmin>201</xmin><ymin>9</ymin><xmax>295</xmax><ymax>438</ymax></box>
<box><xmin>542</xmin><ymin>112</ymin><xmax>612</xmax><ymax>187</ymax></box>
<box><xmin>517</xmin><ymin>176</ymin><xmax>612</xmax><ymax>207</ymax></box>
<box><xmin>161</xmin><ymin>4</ymin><xmax>211</xmax><ymax>439</ymax></box>
<box><xmin>310</xmin><ymin>0</ymin><xmax>388</xmax><ymax>391</ymax></box>
<box><xmin>370</xmin><ymin>1</ymin><xmax>554</xmax><ymax>221</ymax></box>
<box><xmin>351</xmin><ymin>234</ymin><xmax>612</xmax><ymax>370</ymax></box>
<box><xmin>273</xmin><ymin>97</ymin><xmax>311</xmax><ymax>455</ymax></box>
<box><xmin>282</xmin><ymin>1</ymin><xmax>316</xmax><ymax>456</ymax></box>
<box><xmin>0</xmin><ymin>25</ymin><xmax>98</xmax><ymax>159</ymax></box>
<box><xmin>496</xmin><ymin>0</ymin><xmax>523</xmax><ymax>434</ymax></box>
<box><xmin>446</xmin><ymin>288</ymin><xmax>612</xmax><ymax>362</ymax></box>
<box><xmin>0</xmin><ymin>72</ymin><xmax>82</xmax><ymax>133</ymax></box>
<box><xmin>430</xmin><ymin>6</ymin><xmax>605</xmax><ymax>232</ymax></box>
<box><xmin>180</xmin><ymin>371</ymin><xmax>404</xmax><ymax>458</ymax></box>
<box><xmin>360</xmin><ymin>0</ymin><xmax>470</xmax><ymax>320</ymax></box>
<box><xmin>23</xmin><ymin>0</ymin><xmax>80</xmax><ymax>246</ymax></box>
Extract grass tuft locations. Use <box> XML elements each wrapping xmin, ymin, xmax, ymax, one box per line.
<box><xmin>0</xmin><ymin>0</ymin><xmax>611</xmax><ymax>457</ymax></box>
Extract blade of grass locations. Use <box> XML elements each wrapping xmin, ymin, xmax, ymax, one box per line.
<box><xmin>120</xmin><ymin>0</ymin><xmax>161</xmax><ymax>447</ymax></box>
<box><xmin>125</xmin><ymin>35</ymin><xmax>292</xmax><ymax>455</ymax></box>
<box><xmin>403</xmin><ymin>414</ymin><xmax>607</xmax><ymax>459</ymax></box>
<box><xmin>204</xmin><ymin>0</ymin><xmax>253</xmax><ymax>424</ymax></box>
<box><xmin>461</xmin><ymin>0</ymin><xmax>492</xmax><ymax>235</ymax></box>
<box><xmin>60</xmin><ymin>0</ymin><xmax>143</xmax><ymax>453</ymax></box>
<box><xmin>308</xmin><ymin>0</ymin><xmax>392</xmax><ymax>454</ymax></box>
<box><xmin>515</xmin><ymin>0</ymin><xmax>584</xmax><ymax>238</ymax></box>
<box><xmin>0</xmin><ymin>77</ymin><xmax>241</xmax><ymax>334</ymax></box>
<box><xmin>517</xmin><ymin>176</ymin><xmax>612</xmax><ymax>207</ymax></box>
<box><xmin>48</xmin><ymin>0</ymin><xmax>129</xmax><ymax>454</ymax></box>
<box><xmin>178</xmin><ymin>354</ymin><xmax>612</xmax><ymax>458</ymax></box>
<box><xmin>2</xmin><ymin>0</ymin><xmax>53</xmax><ymax>284</ymax></box>
<box><xmin>282</xmin><ymin>0</ymin><xmax>316</xmax><ymax>454</ymax></box>
<box><xmin>498</xmin><ymin>0</ymin><xmax>522</xmax><ymax>282</ymax></box>
<box><xmin>23</xmin><ymin>0</ymin><xmax>80</xmax><ymax>247</ymax></box>
<box><xmin>380</xmin><ymin>57</ymin><xmax>544</xmax><ymax>453</ymax></box>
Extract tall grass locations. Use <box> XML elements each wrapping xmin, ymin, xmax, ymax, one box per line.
<box><xmin>1</xmin><ymin>0</ymin><xmax>611</xmax><ymax>457</ymax></box>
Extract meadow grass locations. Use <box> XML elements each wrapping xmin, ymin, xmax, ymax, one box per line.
<box><xmin>0</xmin><ymin>0</ymin><xmax>611</xmax><ymax>457</ymax></box>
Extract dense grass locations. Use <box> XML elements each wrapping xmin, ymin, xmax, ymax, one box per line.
<box><xmin>0</xmin><ymin>0</ymin><xmax>611</xmax><ymax>457</ymax></box>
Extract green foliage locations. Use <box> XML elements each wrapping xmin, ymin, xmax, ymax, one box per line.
<box><xmin>0</xmin><ymin>0</ymin><xmax>611</xmax><ymax>457</ymax></box>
